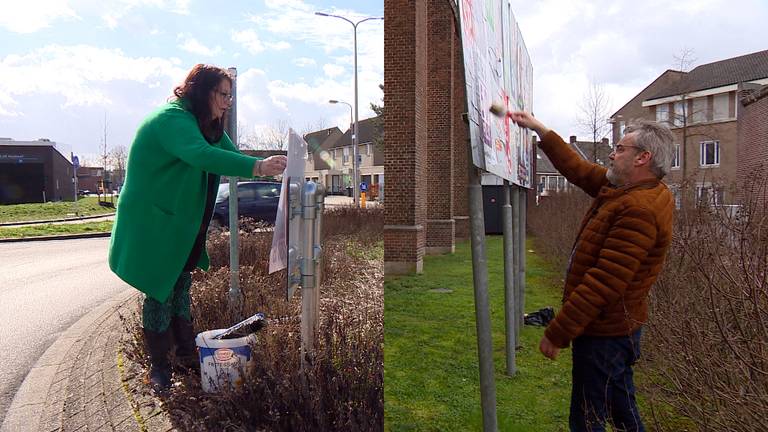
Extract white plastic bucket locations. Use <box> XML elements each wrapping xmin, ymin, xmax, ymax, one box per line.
<box><xmin>195</xmin><ymin>329</ymin><xmax>257</xmax><ymax>393</ymax></box>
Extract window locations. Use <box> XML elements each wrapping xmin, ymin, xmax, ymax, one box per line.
<box><xmin>342</xmin><ymin>147</ymin><xmax>350</xmax><ymax>165</ymax></box>
<box><xmin>696</xmin><ymin>184</ymin><xmax>723</xmax><ymax>206</ymax></box>
<box><xmin>692</xmin><ymin>97</ymin><xmax>707</xmax><ymax>124</ymax></box>
<box><xmin>700</xmin><ymin>141</ymin><xmax>720</xmax><ymax>166</ymax></box>
<box><xmin>673</xmin><ymin>101</ymin><xmax>685</xmax><ymax>127</ymax></box>
<box><xmin>656</xmin><ymin>104</ymin><xmax>669</xmax><ymax>123</ymax></box>
<box><xmin>671</xmin><ymin>144</ymin><xmax>680</xmax><ymax>169</ymax></box>
<box><xmin>541</xmin><ymin>175</ymin><xmax>567</xmax><ymax>192</ymax></box>
<box><xmin>713</xmin><ymin>93</ymin><xmax>729</xmax><ymax>120</ymax></box>
<box><xmin>669</xmin><ymin>185</ymin><xmax>681</xmax><ymax>209</ymax></box>
<box><xmin>619</xmin><ymin>121</ymin><xmax>626</xmax><ymax>138</ymax></box>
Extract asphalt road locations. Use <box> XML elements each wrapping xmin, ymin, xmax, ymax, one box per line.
<box><xmin>0</xmin><ymin>237</ymin><xmax>129</xmax><ymax>425</ymax></box>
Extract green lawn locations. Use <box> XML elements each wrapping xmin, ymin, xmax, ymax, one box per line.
<box><xmin>0</xmin><ymin>221</ymin><xmax>113</xmax><ymax>238</ymax></box>
<box><xmin>0</xmin><ymin>196</ymin><xmax>116</xmax><ymax>223</ymax></box>
<box><xmin>385</xmin><ymin>236</ymin><xmax>572</xmax><ymax>431</ymax></box>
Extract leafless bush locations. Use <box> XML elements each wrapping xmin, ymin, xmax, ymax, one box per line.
<box><xmin>643</xmin><ymin>179</ymin><xmax>768</xmax><ymax>432</ymax></box>
<box><xmin>123</xmin><ymin>209</ymin><xmax>383</xmax><ymax>431</ymax></box>
<box><xmin>527</xmin><ymin>190</ymin><xmax>591</xmax><ymax>268</ymax></box>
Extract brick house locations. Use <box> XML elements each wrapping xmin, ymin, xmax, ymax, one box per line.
<box><xmin>303</xmin><ymin>117</ymin><xmax>383</xmax><ymax>197</ymax></box>
<box><xmin>534</xmin><ymin>135</ymin><xmax>611</xmax><ymax>201</ymax></box>
<box><xmin>304</xmin><ymin>126</ymin><xmax>343</xmax><ymax>189</ymax></box>
<box><xmin>76</xmin><ymin>166</ymin><xmax>105</xmax><ymax>194</ymax></box>
<box><xmin>737</xmin><ymin>84</ymin><xmax>768</xmax><ymax>206</ymax></box>
<box><xmin>610</xmin><ymin>49</ymin><xmax>768</xmax><ymax>206</ymax></box>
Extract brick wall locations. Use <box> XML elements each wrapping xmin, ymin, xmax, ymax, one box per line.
<box><xmin>384</xmin><ymin>0</ymin><xmax>426</xmax><ymax>274</ymax></box>
<box><xmin>452</xmin><ymin>10</ymin><xmax>470</xmax><ymax>240</ymax></box>
<box><xmin>385</xmin><ymin>0</ymin><xmax>468</xmax><ymax>274</ymax></box>
<box><xmin>425</xmin><ymin>0</ymin><xmax>455</xmax><ymax>254</ymax></box>
<box><xmin>737</xmin><ymin>85</ymin><xmax>768</xmax><ymax>205</ymax></box>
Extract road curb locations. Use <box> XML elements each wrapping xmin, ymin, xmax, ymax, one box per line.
<box><xmin>1</xmin><ymin>289</ymin><xmax>136</xmax><ymax>432</ymax></box>
<box><xmin>0</xmin><ymin>213</ymin><xmax>116</xmax><ymax>227</ymax></box>
<box><xmin>0</xmin><ymin>232</ymin><xmax>111</xmax><ymax>243</ymax></box>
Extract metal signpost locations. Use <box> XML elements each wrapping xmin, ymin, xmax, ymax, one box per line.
<box><xmin>224</xmin><ymin>67</ymin><xmax>242</xmax><ymax>312</ymax></box>
<box><xmin>457</xmin><ymin>2</ymin><xmax>534</xmax><ymax>430</ymax></box>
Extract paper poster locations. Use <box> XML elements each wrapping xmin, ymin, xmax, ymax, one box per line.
<box><xmin>269</xmin><ymin>129</ymin><xmax>307</xmax><ymax>274</ymax></box>
<box><xmin>458</xmin><ymin>0</ymin><xmax>534</xmax><ymax>188</ymax></box>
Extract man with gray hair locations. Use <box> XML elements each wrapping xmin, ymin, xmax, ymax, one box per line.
<box><xmin>508</xmin><ymin>111</ymin><xmax>674</xmax><ymax>432</ymax></box>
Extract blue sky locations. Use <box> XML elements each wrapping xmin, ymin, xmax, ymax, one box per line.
<box><xmin>0</xmin><ymin>0</ymin><xmax>383</xmax><ymax>163</ymax></box>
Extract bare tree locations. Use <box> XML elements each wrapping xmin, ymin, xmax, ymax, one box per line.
<box><xmin>370</xmin><ymin>83</ymin><xmax>384</xmax><ymax>152</ymax></box>
<box><xmin>576</xmin><ymin>82</ymin><xmax>612</xmax><ymax>163</ymax></box>
<box><xmin>240</xmin><ymin>119</ymin><xmax>292</xmax><ymax>150</ymax></box>
<box><xmin>109</xmin><ymin>145</ymin><xmax>127</xmax><ymax>190</ymax></box>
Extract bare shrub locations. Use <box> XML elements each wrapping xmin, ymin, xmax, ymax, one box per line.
<box><xmin>122</xmin><ymin>208</ymin><xmax>383</xmax><ymax>431</ymax></box>
<box><xmin>642</xmin><ymin>178</ymin><xmax>768</xmax><ymax>431</ymax></box>
<box><xmin>527</xmin><ymin>178</ymin><xmax>768</xmax><ymax>431</ymax></box>
<box><xmin>527</xmin><ymin>190</ymin><xmax>591</xmax><ymax>268</ymax></box>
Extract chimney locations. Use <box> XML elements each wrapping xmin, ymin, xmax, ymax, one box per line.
<box><xmin>569</xmin><ymin>135</ymin><xmax>577</xmax><ymax>144</ymax></box>
<box><xmin>601</xmin><ymin>138</ymin><xmax>609</xmax><ymax>146</ymax></box>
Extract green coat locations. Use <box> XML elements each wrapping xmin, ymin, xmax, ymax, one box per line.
<box><xmin>109</xmin><ymin>100</ymin><xmax>257</xmax><ymax>303</ymax></box>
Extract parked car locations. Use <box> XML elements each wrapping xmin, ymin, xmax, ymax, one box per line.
<box><xmin>211</xmin><ymin>181</ymin><xmax>281</xmax><ymax>227</ymax></box>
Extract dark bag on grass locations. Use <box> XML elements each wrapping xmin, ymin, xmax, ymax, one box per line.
<box><xmin>524</xmin><ymin>307</ymin><xmax>555</xmax><ymax>327</ymax></box>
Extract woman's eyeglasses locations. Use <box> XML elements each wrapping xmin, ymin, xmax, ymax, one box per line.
<box><xmin>217</xmin><ymin>91</ymin><xmax>233</xmax><ymax>102</ymax></box>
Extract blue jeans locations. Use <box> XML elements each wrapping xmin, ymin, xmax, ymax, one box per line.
<box><xmin>569</xmin><ymin>329</ymin><xmax>644</xmax><ymax>432</ymax></box>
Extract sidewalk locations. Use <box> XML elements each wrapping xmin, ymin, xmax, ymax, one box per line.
<box><xmin>0</xmin><ymin>289</ymin><xmax>175</xmax><ymax>432</ymax></box>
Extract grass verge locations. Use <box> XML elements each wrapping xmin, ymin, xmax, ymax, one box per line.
<box><xmin>0</xmin><ymin>221</ymin><xmax>113</xmax><ymax>238</ymax></box>
<box><xmin>0</xmin><ymin>196</ymin><xmax>115</xmax><ymax>223</ymax></box>
<box><xmin>385</xmin><ymin>235</ymin><xmax>571</xmax><ymax>432</ymax></box>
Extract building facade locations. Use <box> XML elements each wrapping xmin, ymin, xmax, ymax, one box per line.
<box><xmin>304</xmin><ymin>118</ymin><xmax>383</xmax><ymax>198</ymax></box>
<box><xmin>737</xmin><ymin>84</ymin><xmax>768</xmax><ymax>206</ymax></box>
<box><xmin>610</xmin><ymin>50</ymin><xmax>768</xmax><ymax>206</ymax></box>
<box><xmin>0</xmin><ymin>138</ymin><xmax>75</xmax><ymax>204</ymax></box>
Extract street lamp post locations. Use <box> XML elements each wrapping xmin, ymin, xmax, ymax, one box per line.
<box><xmin>329</xmin><ymin>99</ymin><xmax>353</xmax><ymax>196</ymax></box>
<box><xmin>316</xmin><ymin>11</ymin><xmax>383</xmax><ymax>206</ymax></box>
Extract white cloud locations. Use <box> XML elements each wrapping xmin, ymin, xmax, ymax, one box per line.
<box><xmin>177</xmin><ymin>33</ymin><xmax>222</xmax><ymax>57</ymax></box>
<box><xmin>266</xmin><ymin>41</ymin><xmax>291</xmax><ymax>50</ymax></box>
<box><xmin>97</xmin><ymin>0</ymin><xmax>191</xmax><ymax>30</ymax></box>
<box><xmin>232</xmin><ymin>29</ymin><xmax>265</xmax><ymax>55</ymax></box>
<box><xmin>323</xmin><ymin>64</ymin><xmax>345</xmax><ymax>78</ymax></box>
<box><xmin>0</xmin><ymin>44</ymin><xmax>186</xmax><ymax>112</ymax></box>
<box><xmin>293</xmin><ymin>57</ymin><xmax>316</xmax><ymax>67</ymax></box>
<box><xmin>249</xmin><ymin>1</ymin><xmax>383</xmax><ymax>128</ymax></box>
<box><xmin>0</xmin><ymin>1</ymin><xmax>79</xmax><ymax>33</ymax></box>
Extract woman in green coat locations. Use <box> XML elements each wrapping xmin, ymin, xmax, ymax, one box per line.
<box><xmin>109</xmin><ymin>64</ymin><xmax>286</xmax><ymax>393</ymax></box>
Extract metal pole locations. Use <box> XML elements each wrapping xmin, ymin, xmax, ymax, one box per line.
<box><xmin>352</xmin><ymin>23</ymin><xmax>360</xmax><ymax>207</ymax></box>
<box><xmin>512</xmin><ymin>185</ymin><xmax>521</xmax><ymax>347</ymax></box>
<box><xmin>300</xmin><ymin>182</ymin><xmax>318</xmax><ymax>368</ymax></box>
<box><xmin>501</xmin><ymin>180</ymin><xmax>516</xmax><ymax>376</ymax></box>
<box><xmin>519</xmin><ymin>188</ymin><xmax>527</xmax><ymax>331</ymax></box>
<box><xmin>225</xmin><ymin>67</ymin><xmax>241</xmax><ymax>308</ymax></box>
<box><xmin>468</xmin><ymin>166</ymin><xmax>498</xmax><ymax>432</ymax></box>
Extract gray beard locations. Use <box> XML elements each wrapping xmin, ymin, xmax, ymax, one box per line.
<box><xmin>606</xmin><ymin>167</ymin><xmax>622</xmax><ymax>186</ymax></box>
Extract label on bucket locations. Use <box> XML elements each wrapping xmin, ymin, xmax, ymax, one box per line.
<box><xmin>198</xmin><ymin>344</ymin><xmax>254</xmax><ymax>392</ymax></box>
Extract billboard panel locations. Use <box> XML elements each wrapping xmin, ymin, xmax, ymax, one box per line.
<box><xmin>458</xmin><ymin>0</ymin><xmax>533</xmax><ymax>187</ymax></box>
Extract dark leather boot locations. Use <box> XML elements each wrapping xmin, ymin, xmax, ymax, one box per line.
<box><xmin>143</xmin><ymin>328</ymin><xmax>173</xmax><ymax>395</ymax></box>
<box><xmin>171</xmin><ymin>316</ymin><xmax>199</xmax><ymax>372</ymax></box>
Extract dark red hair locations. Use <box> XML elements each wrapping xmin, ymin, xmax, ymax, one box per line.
<box><xmin>173</xmin><ymin>64</ymin><xmax>232</xmax><ymax>143</ymax></box>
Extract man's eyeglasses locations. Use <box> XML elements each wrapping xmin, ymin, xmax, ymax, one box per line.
<box><xmin>217</xmin><ymin>91</ymin><xmax>233</xmax><ymax>102</ymax></box>
<box><xmin>613</xmin><ymin>144</ymin><xmax>646</xmax><ymax>154</ymax></box>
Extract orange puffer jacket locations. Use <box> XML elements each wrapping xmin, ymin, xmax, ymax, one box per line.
<box><xmin>539</xmin><ymin>131</ymin><xmax>674</xmax><ymax>348</ymax></box>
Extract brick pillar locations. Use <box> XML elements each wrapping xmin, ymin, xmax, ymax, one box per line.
<box><xmin>451</xmin><ymin>14</ymin><xmax>470</xmax><ymax>241</ymax></box>
<box><xmin>425</xmin><ymin>0</ymin><xmax>455</xmax><ymax>255</ymax></box>
<box><xmin>384</xmin><ymin>0</ymin><xmax>428</xmax><ymax>274</ymax></box>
